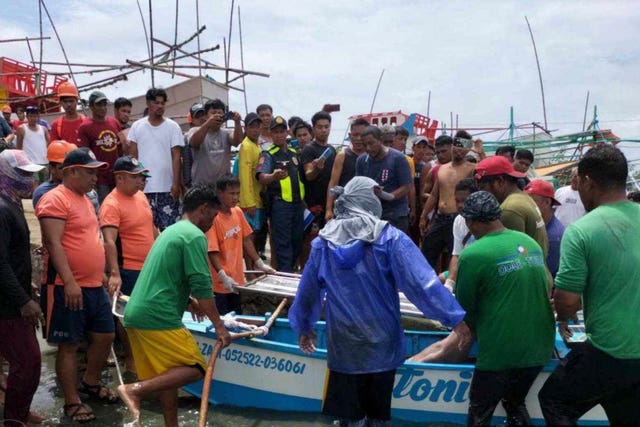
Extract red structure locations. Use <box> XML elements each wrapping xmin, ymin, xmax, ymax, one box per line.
<box><xmin>0</xmin><ymin>57</ymin><xmax>67</xmax><ymax>111</ymax></box>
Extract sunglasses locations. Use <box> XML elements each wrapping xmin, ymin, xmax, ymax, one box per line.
<box><xmin>453</xmin><ymin>137</ymin><xmax>473</xmax><ymax>149</ymax></box>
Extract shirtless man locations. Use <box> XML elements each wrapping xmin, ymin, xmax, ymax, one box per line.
<box><xmin>325</xmin><ymin>118</ymin><xmax>369</xmax><ymax>221</ymax></box>
<box><xmin>421</xmin><ymin>136</ymin><xmax>452</xmax><ymax>203</ymax></box>
<box><xmin>419</xmin><ymin>135</ymin><xmax>475</xmax><ymax>271</ymax></box>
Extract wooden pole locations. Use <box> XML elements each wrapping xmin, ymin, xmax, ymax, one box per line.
<box><xmin>148</xmin><ymin>0</ymin><xmax>155</xmax><ymax>86</ymax></box>
<box><xmin>582</xmin><ymin>90</ymin><xmax>590</xmax><ymax>132</ymax></box>
<box><xmin>196</xmin><ymin>0</ymin><xmax>202</xmax><ymax>80</ymax></box>
<box><xmin>525</xmin><ymin>16</ymin><xmax>548</xmax><ymax>130</ymax></box>
<box><xmin>226</xmin><ymin>0</ymin><xmax>235</xmax><ymax>85</ymax></box>
<box><xmin>126</xmin><ymin>60</ymin><xmax>197</xmax><ymax>79</ymax></box>
<box><xmin>198</xmin><ymin>298</ymin><xmax>289</xmax><ymax>427</ymax></box>
<box><xmin>369</xmin><ymin>69</ymin><xmax>385</xmax><ymax>114</ymax></box>
<box><xmin>238</xmin><ymin>5</ymin><xmax>249</xmax><ymax>115</ymax></box>
<box><xmin>136</xmin><ymin>0</ymin><xmax>151</xmax><ymax>60</ymax></box>
<box><xmin>426</xmin><ymin>90</ymin><xmax>431</xmax><ymax>118</ymax></box>
<box><xmin>0</xmin><ymin>36</ymin><xmax>51</xmax><ymax>44</ymax></box>
<box><xmin>38</xmin><ymin>0</ymin><xmax>43</xmax><ymax>97</ymax></box>
<box><xmin>41</xmin><ymin>0</ymin><xmax>78</xmax><ymax>88</ymax></box>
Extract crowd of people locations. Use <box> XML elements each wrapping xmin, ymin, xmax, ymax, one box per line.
<box><xmin>0</xmin><ymin>82</ymin><xmax>639</xmax><ymax>426</ymax></box>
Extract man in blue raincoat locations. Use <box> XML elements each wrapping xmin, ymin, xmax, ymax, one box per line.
<box><xmin>289</xmin><ymin>176</ymin><xmax>471</xmax><ymax>427</ymax></box>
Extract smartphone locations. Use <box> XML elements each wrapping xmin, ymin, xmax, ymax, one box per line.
<box><xmin>318</xmin><ymin>147</ymin><xmax>333</xmax><ymax>161</ymax></box>
<box><xmin>563</xmin><ymin>324</ymin><xmax>588</xmax><ymax>348</ymax></box>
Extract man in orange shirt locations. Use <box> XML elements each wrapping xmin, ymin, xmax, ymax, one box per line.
<box><xmin>36</xmin><ymin>148</ymin><xmax>118</xmax><ymax>423</ymax></box>
<box><xmin>206</xmin><ymin>174</ymin><xmax>275</xmax><ymax>315</ymax></box>
<box><xmin>50</xmin><ymin>82</ymin><xmax>85</xmax><ymax>144</ymax></box>
<box><xmin>100</xmin><ymin>156</ymin><xmax>156</xmax><ymax>372</ymax></box>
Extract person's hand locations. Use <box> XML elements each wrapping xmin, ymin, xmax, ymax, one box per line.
<box><xmin>444</xmin><ymin>278</ymin><xmax>456</xmax><ymax>294</ymax></box>
<box><xmin>311</xmin><ymin>158</ymin><xmax>325</xmax><ymax>170</ymax></box>
<box><xmin>232</xmin><ymin>111</ymin><xmax>242</xmax><ymax>123</ymax></box>
<box><xmin>298</xmin><ymin>331</ymin><xmax>318</xmax><ymax>354</ymax></box>
<box><xmin>107</xmin><ymin>274</ymin><xmax>122</xmax><ymax>297</ymax></box>
<box><xmin>244</xmin><ymin>206</ymin><xmax>257</xmax><ymax>217</ymax></box>
<box><xmin>273</xmin><ymin>169</ymin><xmax>287</xmax><ymax>180</ymax></box>
<box><xmin>558</xmin><ymin>321</ymin><xmax>573</xmax><ymax>341</ymax></box>
<box><xmin>451</xmin><ymin>321</ymin><xmax>473</xmax><ymax>351</ymax></box>
<box><xmin>21</xmin><ymin>300</ymin><xmax>43</xmax><ymax>327</ymax></box>
<box><xmin>255</xmin><ymin>258</ymin><xmax>276</xmax><ymax>274</ymax></box>
<box><xmin>214</xmin><ymin>323</ymin><xmax>232</xmax><ymax>348</ymax></box>
<box><xmin>324</xmin><ymin>209</ymin><xmax>334</xmax><ymax>222</ymax></box>
<box><xmin>419</xmin><ymin>215</ymin><xmax>429</xmax><ymax>236</ymax></box>
<box><xmin>64</xmin><ymin>282</ymin><xmax>83</xmax><ymax>310</ymax></box>
<box><xmin>170</xmin><ymin>182</ymin><xmax>182</xmax><ymax>201</ymax></box>
<box><xmin>218</xmin><ymin>270</ymin><xmax>238</xmax><ymax>292</ymax></box>
<box><xmin>187</xmin><ymin>298</ymin><xmax>206</xmax><ymax>322</ymax></box>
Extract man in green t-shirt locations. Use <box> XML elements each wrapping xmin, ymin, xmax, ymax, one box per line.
<box><xmin>474</xmin><ymin>155</ymin><xmax>549</xmax><ymax>257</ymax></box>
<box><xmin>456</xmin><ymin>191</ymin><xmax>554</xmax><ymax>426</ymax></box>
<box><xmin>539</xmin><ymin>146</ymin><xmax>640</xmax><ymax>425</ymax></box>
<box><xmin>118</xmin><ymin>184</ymin><xmax>231</xmax><ymax>427</ymax></box>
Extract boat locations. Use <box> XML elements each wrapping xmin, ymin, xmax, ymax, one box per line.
<box><xmin>182</xmin><ymin>312</ymin><xmax>608</xmax><ymax>425</ymax></box>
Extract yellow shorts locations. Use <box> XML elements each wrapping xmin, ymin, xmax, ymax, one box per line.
<box><xmin>126</xmin><ymin>328</ymin><xmax>207</xmax><ymax>381</ymax></box>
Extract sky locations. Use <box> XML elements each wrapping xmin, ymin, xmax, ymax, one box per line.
<box><xmin>3</xmin><ymin>0</ymin><xmax>640</xmax><ymax>160</ymax></box>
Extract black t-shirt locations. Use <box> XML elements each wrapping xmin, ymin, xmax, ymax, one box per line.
<box><xmin>339</xmin><ymin>147</ymin><xmax>358</xmax><ymax>187</ymax></box>
<box><xmin>0</xmin><ymin>197</ymin><xmax>32</xmax><ymax>319</ymax></box>
<box><xmin>300</xmin><ymin>140</ymin><xmax>336</xmax><ymax>209</ymax></box>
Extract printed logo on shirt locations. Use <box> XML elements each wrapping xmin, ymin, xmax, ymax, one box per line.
<box><xmin>496</xmin><ymin>245</ymin><xmax>544</xmax><ymax>276</ymax></box>
<box><xmin>95</xmin><ymin>129</ymin><xmax>119</xmax><ymax>152</ymax></box>
<box><xmin>380</xmin><ymin>168</ymin><xmax>390</xmax><ymax>184</ymax></box>
<box><xmin>224</xmin><ymin>225</ymin><xmax>242</xmax><ymax>240</ymax></box>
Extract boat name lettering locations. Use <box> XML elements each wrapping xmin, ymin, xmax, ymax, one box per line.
<box><xmin>393</xmin><ymin>368</ymin><xmax>472</xmax><ymax>403</ymax></box>
<box><xmin>197</xmin><ymin>342</ymin><xmax>306</xmax><ymax>375</ymax></box>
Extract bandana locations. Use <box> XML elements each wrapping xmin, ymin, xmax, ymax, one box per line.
<box><xmin>461</xmin><ymin>191</ymin><xmax>502</xmax><ymax>222</ymax></box>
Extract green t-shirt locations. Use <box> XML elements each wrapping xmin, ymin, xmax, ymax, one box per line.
<box><xmin>457</xmin><ymin>229</ymin><xmax>555</xmax><ymax>371</ymax></box>
<box><xmin>501</xmin><ymin>191</ymin><xmax>549</xmax><ymax>257</ymax></box>
<box><xmin>124</xmin><ymin>220</ymin><xmax>214</xmax><ymax>330</ymax></box>
<box><xmin>555</xmin><ymin>201</ymin><xmax>640</xmax><ymax>359</ymax></box>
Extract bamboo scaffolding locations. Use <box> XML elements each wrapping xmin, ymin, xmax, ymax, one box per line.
<box><xmin>0</xmin><ymin>36</ymin><xmax>51</xmax><ymax>43</ymax></box>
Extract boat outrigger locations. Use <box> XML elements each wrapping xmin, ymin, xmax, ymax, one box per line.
<box><xmin>180</xmin><ymin>273</ymin><xmax>608</xmax><ymax>425</ymax></box>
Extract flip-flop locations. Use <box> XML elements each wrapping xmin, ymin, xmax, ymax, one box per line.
<box><xmin>64</xmin><ymin>403</ymin><xmax>96</xmax><ymax>424</ymax></box>
<box><xmin>78</xmin><ymin>380</ymin><xmax>120</xmax><ymax>404</ymax></box>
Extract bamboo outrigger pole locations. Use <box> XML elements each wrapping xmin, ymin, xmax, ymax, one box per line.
<box><xmin>369</xmin><ymin>69</ymin><xmax>385</xmax><ymax>114</ymax></box>
<box><xmin>525</xmin><ymin>16</ymin><xmax>548</xmax><ymax>130</ymax></box>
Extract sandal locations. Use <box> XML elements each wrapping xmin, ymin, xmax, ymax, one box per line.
<box><xmin>64</xmin><ymin>403</ymin><xmax>96</xmax><ymax>424</ymax></box>
<box><xmin>79</xmin><ymin>380</ymin><xmax>120</xmax><ymax>404</ymax></box>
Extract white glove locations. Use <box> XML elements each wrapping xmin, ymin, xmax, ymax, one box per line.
<box><xmin>255</xmin><ymin>258</ymin><xmax>276</xmax><ymax>274</ymax></box>
<box><xmin>218</xmin><ymin>270</ymin><xmax>238</xmax><ymax>292</ymax></box>
<box><xmin>444</xmin><ymin>278</ymin><xmax>456</xmax><ymax>293</ymax></box>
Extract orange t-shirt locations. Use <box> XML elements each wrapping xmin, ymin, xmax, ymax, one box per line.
<box><xmin>99</xmin><ymin>189</ymin><xmax>155</xmax><ymax>270</ymax></box>
<box><xmin>205</xmin><ymin>206</ymin><xmax>253</xmax><ymax>294</ymax></box>
<box><xmin>36</xmin><ymin>185</ymin><xmax>105</xmax><ymax>287</ymax></box>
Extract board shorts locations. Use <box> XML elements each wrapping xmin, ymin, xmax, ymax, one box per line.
<box><xmin>44</xmin><ymin>285</ymin><xmax>115</xmax><ymax>343</ymax></box>
<box><xmin>126</xmin><ymin>327</ymin><xmax>207</xmax><ymax>381</ymax></box>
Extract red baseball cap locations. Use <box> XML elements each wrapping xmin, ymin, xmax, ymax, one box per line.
<box><xmin>475</xmin><ymin>155</ymin><xmax>526</xmax><ymax>181</ymax></box>
<box><xmin>525</xmin><ymin>179</ymin><xmax>561</xmax><ymax>206</ymax></box>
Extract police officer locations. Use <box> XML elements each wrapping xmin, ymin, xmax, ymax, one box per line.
<box><xmin>257</xmin><ymin>116</ymin><xmax>305</xmax><ymax>272</ymax></box>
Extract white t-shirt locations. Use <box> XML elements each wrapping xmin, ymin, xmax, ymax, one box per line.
<box><xmin>554</xmin><ymin>186</ymin><xmax>585</xmax><ymax>227</ymax></box>
<box><xmin>452</xmin><ymin>214</ymin><xmax>475</xmax><ymax>256</ymax></box>
<box><xmin>128</xmin><ymin>117</ymin><xmax>184</xmax><ymax>193</ymax></box>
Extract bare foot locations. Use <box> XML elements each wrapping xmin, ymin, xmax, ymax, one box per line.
<box><xmin>117</xmin><ymin>383</ymin><xmax>141</xmax><ymax>427</ymax></box>
<box><xmin>27</xmin><ymin>411</ymin><xmax>46</xmax><ymax>425</ymax></box>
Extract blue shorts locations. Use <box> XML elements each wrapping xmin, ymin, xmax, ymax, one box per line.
<box><xmin>120</xmin><ymin>269</ymin><xmax>141</xmax><ymax>296</ymax></box>
<box><xmin>46</xmin><ymin>286</ymin><xmax>115</xmax><ymax>344</ymax></box>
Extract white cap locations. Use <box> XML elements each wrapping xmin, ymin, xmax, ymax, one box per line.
<box><xmin>0</xmin><ymin>149</ymin><xmax>45</xmax><ymax>172</ymax></box>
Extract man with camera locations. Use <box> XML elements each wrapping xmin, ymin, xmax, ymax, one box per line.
<box><xmin>188</xmin><ymin>99</ymin><xmax>243</xmax><ymax>187</ymax></box>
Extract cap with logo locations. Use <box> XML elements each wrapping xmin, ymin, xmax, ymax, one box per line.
<box><xmin>62</xmin><ymin>147</ymin><xmax>109</xmax><ymax>170</ymax></box>
<box><xmin>25</xmin><ymin>106</ymin><xmax>39</xmax><ymax>114</ymax></box>
<box><xmin>269</xmin><ymin>116</ymin><xmax>287</xmax><ymax>130</ymax></box>
<box><xmin>524</xmin><ymin>179</ymin><xmax>561</xmax><ymax>206</ymax></box>
<box><xmin>113</xmin><ymin>155</ymin><xmax>151</xmax><ymax>177</ymax></box>
<box><xmin>0</xmin><ymin>149</ymin><xmax>45</xmax><ymax>172</ymax></box>
<box><xmin>47</xmin><ymin>140</ymin><xmax>78</xmax><ymax>163</ymax></box>
<box><xmin>245</xmin><ymin>112</ymin><xmax>261</xmax><ymax>126</ymax></box>
<box><xmin>88</xmin><ymin>91</ymin><xmax>109</xmax><ymax>105</ymax></box>
<box><xmin>474</xmin><ymin>155</ymin><xmax>526</xmax><ymax>181</ymax></box>
<box><xmin>462</xmin><ymin>190</ymin><xmax>502</xmax><ymax>222</ymax></box>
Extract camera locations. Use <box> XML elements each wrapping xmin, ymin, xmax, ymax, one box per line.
<box><xmin>222</xmin><ymin>111</ymin><xmax>234</xmax><ymax>121</ymax></box>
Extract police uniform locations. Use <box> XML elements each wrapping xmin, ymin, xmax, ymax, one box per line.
<box><xmin>256</xmin><ymin>117</ymin><xmax>305</xmax><ymax>272</ymax></box>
